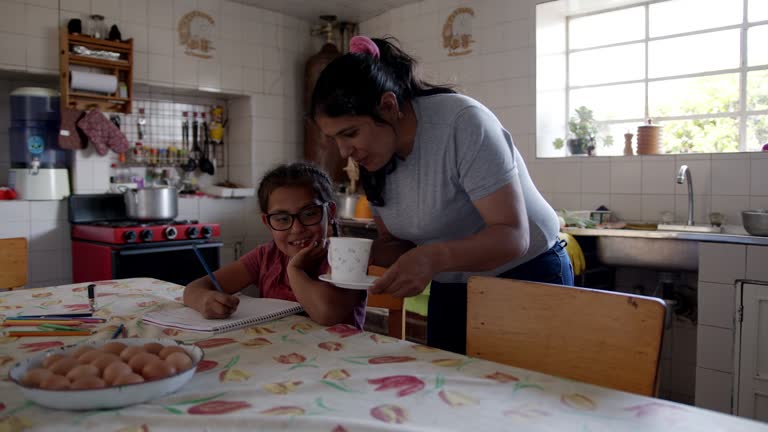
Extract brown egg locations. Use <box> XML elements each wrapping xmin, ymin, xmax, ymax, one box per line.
<box><xmin>158</xmin><ymin>345</ymin><xmax>186</xmax><ymax>360</ymax></box>
<box><xmin>77</xmin><ymin>350</ymin><xmax>104</xmax><ymax>364</ymax></box>
<box><xmin>40</xmin><ymin>374</ymin><xmax>70</xmax><ymax>390</ymax></box>
<box><xmin>119</xmin><ymin>346</ymin><xmax>146</xmax><ymax>362</ymax></box>
<box><xmin>70</xmin><ymin>375</ymin><xmax>106</xmax><ymax>390</ymax></box>
<box><xmin>112</xmin><ymin>373</ymin><xmax>144</xmax><ymax>386</ymax></box>
<box><xmin>143</xmin><ymin>342</ymin><xmax>164</xmax><ymax>355</ymax></box>
<box><xmin>21</xmin><ymin>368</ymin><xmax>53</xmax><ymax>387</ymax></box>
<box><xmin>49</xmin><ymin>357</ymin><xmax>79</xmax><ymax>375</ymax></box>
<box><xmin>102</xmin><ymin>361</ymin><xmax>132</xmax><ymax>384</ymax></box>
<box><xmin>101</xmin><ymin>342</ymin><xmax>127</xmax><ymax>356</ymax></box>
<box><xmin>71</xmin><ymin>346</ymin><xmax>96</xmax><ymax>359</ymax></box>
<box><xmin>41</xmin><ymin>353</ymin><xmax>66</xmax><ymax>368</ymax></box>
<box><xmin>164</xmin><ymin>351</ymin><xmax>192</xmax><ymax>372</ymax></box>
<box><xmin>90</xmin><ymin>353</ymin><xmax>120</xmax><ymax>373</ymax></box>
<box><xmin>128</xmin><ymin>352</ymin><xmax>159</xmax><ymax>373</ymax></box>
<box><xmin>65</xmin><ymin>364</ymin><xmax>100</xmax><ymax>381</ymax></box>
<box><xmin>141</xmin><ymin>360</ymin><xmax>176</xmax><ymax>381</ymax></box>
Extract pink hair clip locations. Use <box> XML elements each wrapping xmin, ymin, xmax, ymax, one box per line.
<box><xmin>349</xmin><ymin>36</ymin><xmax>380</xmax><ymax>59</ymax></box>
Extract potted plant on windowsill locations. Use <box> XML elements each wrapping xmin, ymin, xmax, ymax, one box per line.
<box><xmin>553</xmin><ymin>106</ymin><xmax>612</xmax><ymax>156</ymax></box>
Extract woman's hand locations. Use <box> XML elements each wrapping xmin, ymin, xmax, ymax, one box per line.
<box><xmin>197</xmin><ymin>291</ymin><xmax>240</xmax><ymax>319</ymax></box>
<box><xmin>369</xmin><ymin>247</ymin><xmax>435</xmax><ymax>298</ymax></box>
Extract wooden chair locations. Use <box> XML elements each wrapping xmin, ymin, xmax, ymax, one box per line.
<box><xmin>0</xmin><ymin>238</ymin><xmax>28</xmax><ymax>290</ymax></box>
<box><xmin>466</xmin><ymin>276</ymin><xmax>666</xmax><ymax>396</ymax></box>
<box><xmin>366</xmin><ymin>265</ymin><xmax>406</xmax><ymax>340</ymax></box>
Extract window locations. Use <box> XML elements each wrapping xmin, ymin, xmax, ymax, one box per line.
<box><xmin>536</xmin><ymin>0</ymin><xmax>768</xmax><ymax>157</ymax></box>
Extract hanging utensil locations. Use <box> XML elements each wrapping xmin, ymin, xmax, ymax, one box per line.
<box><xmin>199</xmin><ymin>118</ymin><xmax>215</xmax><ymax>175</ymax></box>
<box><xmin>181</xmin><ymin>111</ymin><xmax>196</xmax><ymax>172</ymax></box>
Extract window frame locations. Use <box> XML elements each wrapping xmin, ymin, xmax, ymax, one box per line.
<box><xmin>562</xmin><ymin>0</ymin><xmax>768</xmax><ymax>154</ymax></box>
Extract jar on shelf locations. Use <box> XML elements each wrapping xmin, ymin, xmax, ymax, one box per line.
<box><xmin>88</xmin><ymin>15</ymin><xmax>107</xmax><ymax>39</ymax></box>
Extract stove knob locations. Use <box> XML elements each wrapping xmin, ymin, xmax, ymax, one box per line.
<box><xmin>201</xmin><ymin>226</ymin><xmax>213</xmax><ymax>238</ymax></box>
<box><xmin>123</xmin><ymin>230</ymin><xmax>137</xmax><ymax>243</ymax></box>
<box><xmin>164</xmin><ymin>226</ymin><xmax>178</xmax><ymax>240</ymax></box>
<box><xmin>140</xmin><ymin>229</ymin><xmax>154</xmax><ymax>242</ymax></box>
<box><xmin>186</xmin><ymin>226</ymin><xmax>199</xmax><ymax>238</ymax></box>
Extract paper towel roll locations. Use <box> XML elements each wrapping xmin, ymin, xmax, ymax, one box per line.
<box><xmin>70</xmin><ymin>70</ymin><xmax>118</xmax><ymax>94</ymax></box>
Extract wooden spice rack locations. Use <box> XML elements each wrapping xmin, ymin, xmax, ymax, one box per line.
<box><xmin>59</xmin><ymin>28</ymin><xmax>133</xmax><ymax>113</ymax></box>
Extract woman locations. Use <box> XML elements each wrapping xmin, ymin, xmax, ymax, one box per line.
<box><xmin>310</xmin><ymin>36</ymin><xmax>573</xmax><ymax>354</ymax></box>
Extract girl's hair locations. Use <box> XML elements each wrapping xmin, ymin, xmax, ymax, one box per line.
<box><xmin>309</xmin><ymin>36</ymin><xmax>455</xmax><ymax>207</ymax></box>
<box><xmin>258</xmin><ymin>162</ymin><xmax>339</xmax><ymax>236</ymax></box>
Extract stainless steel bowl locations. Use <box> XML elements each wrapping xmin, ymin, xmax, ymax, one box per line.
<box><xmin>742</xmin><ymin>209</ymin><xmax>768</xmax><ymax>236</ymax></box>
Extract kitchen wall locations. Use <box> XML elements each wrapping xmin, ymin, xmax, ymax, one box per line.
<box><xmin>360</xmin><ymin>0</ymin><xmax>768</xmax><ymax>229</ymax></box>
<box><xmin>0</xmin><ymin>0</ymin><xmax>312</xmax><ymax>286</ymax></box>
<box><xmin>358</xmin><ymin>0</ymin><xmax>768</xmax><ymax>407</ymax></box>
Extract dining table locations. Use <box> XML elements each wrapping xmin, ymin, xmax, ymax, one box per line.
<box><xmin>1</xmin><ymin>278</ymin><xmax>766</xmax><ymax>431</ymax></box>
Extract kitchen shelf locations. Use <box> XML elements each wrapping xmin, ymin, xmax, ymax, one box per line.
<box><xmin>59</xmin><ymin>28</ymin><xmax>133</xmax><ymax>114</ymax></box>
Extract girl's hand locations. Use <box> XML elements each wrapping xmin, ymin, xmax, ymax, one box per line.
<box><xmin>369</xmin><ymin>247</ymin><xmax>434</xmax><ymax>298</ymax></box>
<box><xmin>288</xmin><ymin>241</ymin><xmax>326</xmax><ymax>272</ymax></box>
<box><xmin>198</xmin><ymin>291</ymin><xmax>240</xmax><ymax>319</ymax></box>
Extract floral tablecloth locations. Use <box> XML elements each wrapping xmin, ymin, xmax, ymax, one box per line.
<box><xmin>0</xmin><ymin>278</ymin><xmax>765</xmax><ymax>432</ymax></box>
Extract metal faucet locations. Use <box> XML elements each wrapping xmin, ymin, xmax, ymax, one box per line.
<box><xmin>676</xmin><ymin>165</ymin><xmax>694</xmax><ymax>226</ymax></box>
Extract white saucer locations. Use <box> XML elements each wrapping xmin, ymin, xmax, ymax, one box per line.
<box><xmin>319</xmin><ymin>273</ymin><xmax>377</xmax><ymax>290</ymax></box>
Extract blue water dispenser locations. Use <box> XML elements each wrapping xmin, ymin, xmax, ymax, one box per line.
<box><xmin>8</xmin><ymin>87</ymin><xmax>71</xmax><ymax>200</ymax></box>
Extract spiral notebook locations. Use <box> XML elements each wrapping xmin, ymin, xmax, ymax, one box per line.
<box><xmin>142</xmin><ymin>296</ymin><xmax>303</xmax><ymax>334</ymax></box>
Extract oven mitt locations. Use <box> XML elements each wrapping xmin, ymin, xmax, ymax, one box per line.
<box><xmin>59</xmin><ymin>108</ymin><xmax>88</xmax><ymax>150</ymax></box>
<box><xmin>77</xmin><ymin>110</ymin><xmax>130</xmax><ymax>155</ymax></box>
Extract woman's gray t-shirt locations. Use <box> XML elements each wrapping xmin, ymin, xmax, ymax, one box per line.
<box><xmin>371</xmin><ymin>93</ymin><xmax>559</xmax><ymax>283</ymax></box>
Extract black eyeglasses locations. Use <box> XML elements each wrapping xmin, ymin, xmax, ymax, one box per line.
<box><xmin>266</xmin><ymin>204</ymin><xmax>326</xmax><ymax>231</ymax></box>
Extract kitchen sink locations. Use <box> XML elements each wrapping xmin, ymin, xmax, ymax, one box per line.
<box><xmin>657</xmin><ymin>224</ymin><xmax>722</xmax><ymax>233</ymax></box>
<box><xmin>596</xmin><ymin>236</ymin><xmax>698</xmax><ymax>271</ymax></box>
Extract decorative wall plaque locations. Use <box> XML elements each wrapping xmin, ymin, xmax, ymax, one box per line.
<box><xmin>442</xmin><ymin>7</ymin><xmax>475</xmax><ymax>57</ymax></box>
<box><xmin>178</xmin><ymin>11</ymin><xmax>216</xmax><ymax>59</ymax></box>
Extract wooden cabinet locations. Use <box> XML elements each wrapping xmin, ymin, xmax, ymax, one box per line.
<box><xmin>59</xmin><ymin>28</ymin><xmax>133</xmax><ymax>113</ymax></box>
<box><xmin>736</xmin><ymin>282</ymin><xmax>768</xmax><ymax>422</ymax></box>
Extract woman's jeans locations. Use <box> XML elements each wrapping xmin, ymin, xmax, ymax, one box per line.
<box><xmin>426</xmin><ymin>241</ymin><xmax>574</xmax><ymax>354</ymax></box>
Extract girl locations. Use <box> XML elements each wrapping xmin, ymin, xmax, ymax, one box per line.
<box><xmin>183</xmin><ymin>162</ymin><xmax>366</xmax><ymax>328</ymax></box>
<box><xmin>310</xmin><ymin>36</ymin><xmax>573</xmax><ymax>353</ymax></box>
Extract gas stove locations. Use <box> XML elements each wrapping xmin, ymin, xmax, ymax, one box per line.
<box><xmin>68</xmin><ymin>194</ymin><xmax>223</xmax><ymax>285</ymax></box>
<box><xmin>72</xmin><ymin>220</ymin><xmax>220</xmax><ymax>244</ymax></box>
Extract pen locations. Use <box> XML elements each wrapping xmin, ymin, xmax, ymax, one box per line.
<box><xmin>38</xmin><ymin>323</ymin><xmax>83</xmax><ymax>331</ymax></box>
<box><xmin>6</xmin><ymin>317</ymin><xmax>105</xmax><ymax>323</ymax></box>
<box><xmin>193</xmin><ymin>245</ymin><xmax>224</xmax><ymax>293</ymax></box>
<box><xmin>17</xmin><ymin>313</ymin><xmax>94</xmax><ymax>319</ymax></box>
<box><xmin>110</xmin><ymin>324</ymin><xmax>125</xmax><ymax>339</ymax></box>
<box><xmin>7</xmin><ymin>330</ymin><xmax>92</xmax><ymax>337</ymax></box>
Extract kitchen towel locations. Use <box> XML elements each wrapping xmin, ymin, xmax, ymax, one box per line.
<box><xmin>77</xmin><ymin>110</ymin><xmax>129</xmax><ymax>155</ymax></box>
<box><xmin>70</xmin><ymin>70</ymin><xmax>118</xmax><ymax>94</ymax></box>
<box><xmin>58</xmin><ymin>108</ymin><xmax>88</xmax><ymax>150</ymax></box>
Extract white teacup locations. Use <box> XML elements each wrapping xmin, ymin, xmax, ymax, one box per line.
<box><xmin>328</xmin><ymin>237</ymin><xmax>373</xmax><ymax>283</ymax></box>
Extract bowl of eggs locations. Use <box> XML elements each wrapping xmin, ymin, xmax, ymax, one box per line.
<box><xmin>8</xmin><ymin>338</ymin><xmax>203</xmax><ymax>410</ymax></box>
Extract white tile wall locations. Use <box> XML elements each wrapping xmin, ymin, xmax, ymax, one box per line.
<box><xmin>695</xmin><ymin>367</ymin><xmax>733</xmax><ymax>414</ymax></box>
<box><xmin>698</xmin><ymin>282</ymin><xmax>735</xmax><ymax>329</ymax></box>
<box><xmin>747</xmin><ymin>246</ymin><xmax>768</xmax><ymax>282</ymax></box>
<box><xmin>696</xmin><ymin>325</ymin><xmax>734</xmax><ymax>373</ymax></box>
<box><xmin>699</xmin><ymin>243</ymin><xmax>746</xmax><ymax>284</ymax></box>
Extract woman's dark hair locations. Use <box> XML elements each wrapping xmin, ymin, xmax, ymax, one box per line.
<box><xmin>309</xmin><ymin>37</ymin><xmax>455</xmax><ymax>206</ymax></box>
<box><xmin>257</xmin><ymin>162</ymin><xmax>339</xmax><ymax>236</ymax></box>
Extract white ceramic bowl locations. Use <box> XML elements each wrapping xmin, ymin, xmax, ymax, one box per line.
<box><xmin>8</xmin><ymin>338</ymin><xmax>203</xmax><ymax>411</ymax></box>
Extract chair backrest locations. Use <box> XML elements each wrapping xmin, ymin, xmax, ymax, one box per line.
<box><xmin>467</xmin><ymin>276</ymin><xmax>666</xmax><ymax>396</ymax></box>
<box><xmin>0</xmin><ymin>237</ymin><xmax>28</xmax><ymax>290</ymax></box>
<box><xmin>366</xmin><ymin>265</ymin><xmax>406</xmax><ymax>340</ymax></box>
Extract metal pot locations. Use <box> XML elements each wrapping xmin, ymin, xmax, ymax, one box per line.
<box><xmin>120</xmin><ymin>186</ymin><xmax>178</xmax><ymax>221</ymax></box>
<box><xmin>336</xmin><ymin>193</ymin><xmax>359</xmax><ymax>219</ymax></box>
<box><xmin>743</xmin><ymin>209</ymin><xmax>768</xmax><ymax>236</ymax></box>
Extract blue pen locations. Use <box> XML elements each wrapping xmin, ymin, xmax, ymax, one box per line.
<box><xmin>193</xmin><ymin>245</ymin><xmax>224</xmax><ymax>293</ymax></box>
<box><xmin>110</xmin><ymin>323</ymin><xmax>125</xmax><ymax>339</ymax></box>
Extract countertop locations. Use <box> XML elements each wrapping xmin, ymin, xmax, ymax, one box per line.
<box><xmin>562</xmin><ymin>226</ymin><xmax>768</xmax><ymax>246</ymax></box>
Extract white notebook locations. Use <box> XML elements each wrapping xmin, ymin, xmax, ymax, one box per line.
<box><xmin>142</xmin><ymin>296</ymin><xmax>303</xmax><ymax>334</ymax></box>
